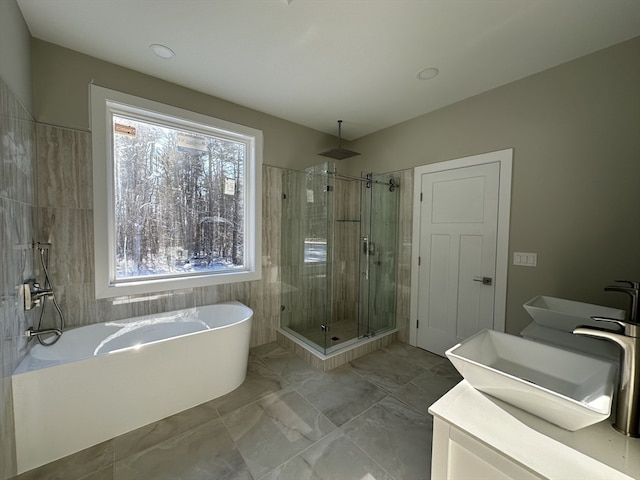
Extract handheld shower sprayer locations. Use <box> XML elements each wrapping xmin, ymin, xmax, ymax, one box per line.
<box><xmin>23</xmin><ymin>237</ymin><xmax>66</xmax><ymax>345</ymax></box>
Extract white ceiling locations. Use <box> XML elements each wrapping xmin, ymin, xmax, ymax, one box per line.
<box><xmin>16</xmin><ymin>0</ymin><xmax>640</xmax><ymax>140</ymax></box>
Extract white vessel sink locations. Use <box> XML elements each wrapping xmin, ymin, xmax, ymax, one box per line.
<box><xmin>446</xmin><ymin>330</ymin><xmax>616</xmax><ymax>431</ymax></box>
<box><xmin>523</xmin><ymin>295</ymin><xmax>625</xmax><ymax>332</ymax></box>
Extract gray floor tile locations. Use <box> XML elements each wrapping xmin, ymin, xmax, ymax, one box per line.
<box><xmin>12</xmin><ymin>441</ymin><xmax>113</xmax><ymax>480</ymax></box>
<box><xmin>223</xmin><ymin>387</ymin><xmax>336</xmax><ymax>479</ymax></box>
<box><xmin>343</xmin><ymin>395</ymin><xmax>433</xmax><ymax>480</ymax></box>
<box><xmin>79</xmin><ymin>466</ymin><xmax>113</xmax><ymax>480</ymax></box>
<box><xmin>207</xmin><ymin>355</ymin><xmax>289</xmax><ymax>416</ymax></box>
<box><xmin>114</xmin><ymin>418</ymin><xmax>251</xmax><ymax>480</ymax></box>
<box><xmin>392</xmin><ymin>371</ymin><xmax>459</xmax><ymax>415</ymax></box>
<box><xmin>294</xmin><ymin>365</ymin><xmax>388</xmax><ymax>426</ymax></box>
<box><xmin>16</xmin><ymin>342</ymin><xmax>449</xmax><ymax>480</ymax></box>
<box><xmin>382</xmin><ymin>342</ymin><xmax>445</xmax><ymax>370</ymax></box>
<box><xmin>260</xmin><ymin>345</ymin><xmax>325</xmax><ymax>386</ymax></box>
<box><xmin>114</xmin><ymin>401</ymin><xmax>220</xmax><ymax>461</ymax></box>
<box><xmin>260</xmin><ymin>430</ymin><xmax>394</xmax><ymax>480</ymax></box>
<box><xmin>429</xmin><ymin>358</ymin><xmax>462</xmax><ymax>379</ymax></box>
<box><xmin>349</xmin><ymin>348</ymin><xmax>426</xmax><ymax>392</ymax></box>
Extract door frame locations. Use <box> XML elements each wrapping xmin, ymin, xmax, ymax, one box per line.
<box><xmin>409</xmin><ymin>149</ymin><xmax>513</xmax><ymax>348</ymax></box>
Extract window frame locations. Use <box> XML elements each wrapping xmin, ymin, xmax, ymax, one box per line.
<box><xmin>90</xmin><ymin>85</ymin><xmax>262</xmax><ymax>299</ymax></box>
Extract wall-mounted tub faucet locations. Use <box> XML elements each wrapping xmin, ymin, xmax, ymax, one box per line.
<box><xmin>25</xmin><ymin>327</ymin><xmax>62</xmax><ymax>340</ymax></box>
<box><xmin>24</xmin><ymin>240</ymin><xmax>66</xmax><ymax>346</ymax></box>
<box><xmin>604</xmin><ymin>280</ymin><xmax>639</xmax><ymax>323</ymax></box>
<box><xmin>573</xmin><ymin>317</ymin><xmax>640</xmax><ymax>437</ymax></box>
<box><xmin>23</xmin><ymin>279</ymin><xmax>54</xmax><ymax>311</ymax></box>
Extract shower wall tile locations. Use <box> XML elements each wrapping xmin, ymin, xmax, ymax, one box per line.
<box><xmin>95</xmin><ymin>289</ymin><xmax>195</xmax><ymax>324</ymax></box>
<box><xmin>39</xmin><ymin>282</ymin><xmax>97</xmax><ymax>330</ymax></box>
<box><xmin>1</xmin><ymin>116</ymin><xmax>35</xmax><ymax>205</ymax></box>
<box><xmin>34</xmin><ymin>207</ymin><xmax>93</xmax><ymax>285</ymax></box>
<box><xmin>194</xmin><ymin>283</ymin><xmax>231</xmax><ymax>307</ymax></box>
<box><xmin>35</xmin><ymin>124</ymin><xmax>92</xmax><ymax>209</ymax></box>
<box><xmin>0</xmin><ymin>75</ymin><xmax>36</xmax><ymax>480</ymax></box>
<box><xmin>332</xmin><ymin>178</ymin><xmax>360</xmax><ymax>324</ymax></box>
<box><xmin>0</xmin><ymin>77</ymin><xmax>30</xmax><ymax>123</ymax></box>
<box><xmin>262</xmin><ymin>165</ymin><xmax>282</xmax><ymax>269</ymax></box>
<box><xmin>391</xmin><ymin>168</ymin><xmax>413</xmax><ymax>343</ymax></box>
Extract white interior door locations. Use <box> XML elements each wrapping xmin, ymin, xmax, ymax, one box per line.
<box><xmin>411</xmin><ymin>150</ymin><xmax>512</xmax><ymax>356</ymax></box>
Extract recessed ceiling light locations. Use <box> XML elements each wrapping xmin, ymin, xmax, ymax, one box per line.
<box><xmin>150</xmin><ymin>43</ymin><xmax>175</xmax><ymax>59</ymax></box>
<box><xmin>417</xmin><ymin>67</ymin><xmax>439</xmax><ymax>81</ymax></box>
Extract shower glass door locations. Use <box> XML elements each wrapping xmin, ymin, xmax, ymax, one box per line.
<box><xmin>358</xmin><ymin>173</ymin><xmax>399</xmax><ymax>337</ymax></box>
<box><xmin>281</xmin><ymin>162</ymin><xmax>334</xmax><ymax>353</ymax></box>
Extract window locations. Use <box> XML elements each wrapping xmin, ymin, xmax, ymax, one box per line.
<box><xmin>90</xmin><ymin>85</ymin><xmax>262</xmax><ymax>298</ymax></box>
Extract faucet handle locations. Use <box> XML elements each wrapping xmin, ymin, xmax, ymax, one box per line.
<box><xmin>592</xmin><ymin>316</ymin><xmax>640</xmax><ymax>337</ymax></box>
<box><xmin>613</xmin><ymin>280</ymin><xmax>640</xmax><ymax>290</ymax></box>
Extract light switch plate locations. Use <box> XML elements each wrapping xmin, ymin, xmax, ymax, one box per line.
<box><xmin>513</xmin><ymin>252</ymin><xmax>537</xmax><ymax>267</ymax></box>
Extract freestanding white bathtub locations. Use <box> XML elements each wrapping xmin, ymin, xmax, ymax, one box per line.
<box><xmin>12</xmin><ymin>301</ymin><xmax>253</xmax><ymax>474</ymax></box>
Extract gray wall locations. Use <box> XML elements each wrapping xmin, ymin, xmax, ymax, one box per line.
<box><xmin>348</xmin><ymin>36</ymin><xmax>640</xmax><ymax>335</ymax></box>
<box><xmin>31</xmin><ymin>39</ymin><xmax>334</xmax><ymax>171</ymax></box>
<box><xmin>0</xmin><ymin>0</ymin><xmax>32</xmax><ymax>114</ymax></box>
<box><xmin>0</xmin><ymin>2</ymin><xmax>35</xmax><ymax>478</ymax></box>
<box><xmin>3</xmin><ymin>13</ymin><xmax>639</xmax><ymax>476</ymax></box>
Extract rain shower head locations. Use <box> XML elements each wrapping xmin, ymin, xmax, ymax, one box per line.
<box><xmin>318</xmin><ymin>120</ymin><xmax>360</xmax><ymax>160</ymax></box>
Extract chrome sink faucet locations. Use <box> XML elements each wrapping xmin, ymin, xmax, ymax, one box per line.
<box><xmin>573</xmin><ymin>318</ymin><xmax>639</xmax><ymax>437</ymax></box>
<box><xmin>605</xmin><ymin>280</ymin><xmax>639</xmax><ymax>323</ymax></box>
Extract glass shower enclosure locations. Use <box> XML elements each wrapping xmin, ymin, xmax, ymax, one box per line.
<box><xmin>280</xmin><ymin>162</ymin><xmax>399</xmax><ymax>355</ymax></box>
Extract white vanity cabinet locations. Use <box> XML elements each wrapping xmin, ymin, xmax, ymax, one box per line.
<box><xmin>431</xmin><ymin>420</ymin><xmax>542</xmax><ymax>479</ymax></box>
<box><xmin>429</xmin><ymin>381</ymin><xmax>639</xmax><ymax>480</ymax></box>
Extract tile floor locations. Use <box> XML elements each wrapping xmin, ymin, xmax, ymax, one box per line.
<box><xmin>14</xmin><ymin>341</ymin><xmax>461</xmax><ymax>480</ymax></box>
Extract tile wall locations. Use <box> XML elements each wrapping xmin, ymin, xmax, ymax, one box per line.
<box><xmin>0</xmin><ymin>75</ymin><xmax>36</xmax><ymax>480</ymax></box>
<box><xmin>394</xmin><ymin>168</ymin><xmax>414</xmax><ymax>343</ymax></box>
<box><xmin>332</xmin><ymin>177</ymin><xmax>361</xmax><ymax>324</ymax></box>
<box><xmin>33</xmin><ymin>122</ymin><xmax>283</xmax><ymax>348</ymax></box>
<box><xmin>0</xmin><ymin>91</ymin><xmax>414</xmax><ymax>477</ymax></box>
<box><xmin>29</xmin><ymin>120</ymin><xmax>412</xmax><ymax>350</ymax></box>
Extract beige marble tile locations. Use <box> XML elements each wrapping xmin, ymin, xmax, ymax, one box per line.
<box><xmin>391</xmin><ymin>168</ymin><xmax>414</xmax><ymax>343</ymax></box>
<box><xmin>95</xmin><ymin>289</ymin><xmax>194</xmax><ymax>323</ymax></box>
<box><xmin>42</xmin><ymin>282</ymin><xmax>97</xmax><ymax>329</ymax></box>
<box><xmin>0</xmin><ymin>115</ymin><xmax>35</xmax><ymax>204</ymax></box>
<box><xmin>35</xmin><ymin>124</ymin><xmax>92</xmax><ymax>209</ymax></box>
<box><xmin>262</xmin><ymin>165</ymin><xmax>282</xmax><ymax>269</ymax></box>
<box><xmin>34</xmin><ymin>206</ymin><xmax>93</xmax><ymax>285</ymax></box>
<box><xmin>0</xmin><ymin>76</ymin><xmax>32</xmax><ymax>122</ymax></box>
<box><xmin>0</xmin><ymin>75</ymin><xmax>36</xmax><ymax>480</ymax></box>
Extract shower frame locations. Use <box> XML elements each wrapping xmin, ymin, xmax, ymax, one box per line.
<box><xmin>280</xmin><ymin>162</ymin><xmax>400</xmax><ymax>355</ymax></box>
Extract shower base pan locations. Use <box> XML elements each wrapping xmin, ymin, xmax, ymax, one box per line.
<box><xmin>277</xmin><ymin>327</ymin><xmax>398</xmax><ymax>371</ymax></box>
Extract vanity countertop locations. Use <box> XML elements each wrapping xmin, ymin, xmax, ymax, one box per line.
<box><xmin>429</xmin><ymin>381</ymin><xmax>640</xmax><ymax>480</ymax></box>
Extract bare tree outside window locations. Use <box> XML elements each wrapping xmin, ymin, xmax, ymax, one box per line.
<box><xmin>112</xmin><ymin>115</ymin><xmax>245</xmax><ymax>280</ymax></box>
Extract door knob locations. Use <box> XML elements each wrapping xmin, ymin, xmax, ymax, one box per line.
<box><xmin>473</xmin><ymin>276</ymin><xmax>493</xmax><ymax>286</ymax></box>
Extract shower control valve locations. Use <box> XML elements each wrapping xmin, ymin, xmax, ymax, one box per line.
<box><xmin>22</xmin><ymin>279</ymin><xmax>53</xmax><ymax>311</ymax></box>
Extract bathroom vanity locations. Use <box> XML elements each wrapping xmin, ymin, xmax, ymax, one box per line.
<box><xmin>429</xmin><ymin>381</ymin><xmax>640</xmax><ymax>479</ymax></box>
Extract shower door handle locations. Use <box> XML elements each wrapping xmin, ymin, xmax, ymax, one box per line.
<box><xmin>473</xmin><ymin>276</ymin><xmax>493</xmax><ymax>286</ymax></box>
<box><xmin>362</xmin><ymin>237</ymin><xmax>368</xmax><ymax>254</ymax></box>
